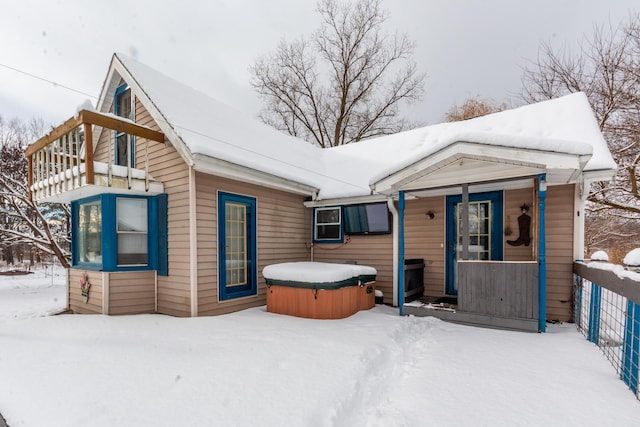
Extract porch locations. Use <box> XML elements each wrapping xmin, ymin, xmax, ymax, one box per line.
<box><xmin>404</xmin><ymin>260</ymin><xmax>539</xmax><ymax>332</ymax></box>
<box><xmin>25</xmin><ymin>109</ymin><xmax>166</xmax><ymax>203</ymax></box>
<box><xmin>367</xmin><ymin>138</ymin><xmax>588</xmax><ymax>333</ymax></box>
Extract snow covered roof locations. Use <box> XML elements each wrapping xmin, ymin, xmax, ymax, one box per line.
<box><xmin>109</xmin><ymin>53</ymin><xmax>616</xmax><ymax>201</ymax></box>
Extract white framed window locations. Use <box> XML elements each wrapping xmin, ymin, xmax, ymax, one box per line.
<box><xmin>114</xmin><ymin>84</ymin><xmax>134</xmax><ymax>167</ymax></box>
<box><xmin>314</xmin><ymin>207</ymin><xmax>343</xmax><ymax>242</ymax></box>
<box><xmin>116</xmin><ymin>197</ymin><xmax>148</xmax><ymax>266</ymax></box>
<box><xmin>77</xmin><ymin>199</ymin><xmax>102</xmax><ymax>264</ymax></box>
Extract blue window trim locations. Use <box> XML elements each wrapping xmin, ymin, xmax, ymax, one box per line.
<box><xmin>445</xmin><ymin>190</ymin><xmax>504</xmax><ymax>295</ymax></box>
<box><xmin>218</xmin><ymin>192</ymin><xmax>257</xmax><ymax>301</ymax></box>
<box><xmin>114</xmin><ymin>83</ymin><xmax>135</xmax><ymax>168</ymax></box>
<box><xmin>71</xmin><ymin>193</ymin><xmax>168</xmax><ymax>275</ymax></box>
<box><xmin>312</xmin><ymin>206</ymin><xmax>344</xmax><ymax>244</ymax></box>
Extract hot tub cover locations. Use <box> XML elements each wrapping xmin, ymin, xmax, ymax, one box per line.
<box><xmin>262</xmin><ymin>262</ymin><xmax>376</xmax><ymax>286</ymax></box>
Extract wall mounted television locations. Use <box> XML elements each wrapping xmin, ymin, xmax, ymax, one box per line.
<box><xmin>343</xmin><ymin>203</ymin><xmax>391</xmax><ymax>235</ymax></box>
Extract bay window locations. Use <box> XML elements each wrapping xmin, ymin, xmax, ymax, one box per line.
<box><xmin>72</xmin><ymin>194</ymin><xmax>167</xmax><ymax>274</ymax></box>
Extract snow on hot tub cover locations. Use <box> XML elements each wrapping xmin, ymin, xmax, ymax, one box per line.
<box><xmin>263</xmin><ymin>262</ymin><xmax>376</xmax><ymax>289</ymax></box>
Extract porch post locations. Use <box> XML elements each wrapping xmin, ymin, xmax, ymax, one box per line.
<box><xmin>538</xmin><ymin>174</ymin><xmax>547</xmax><ymax>332</ymax></box>
<box><xmin>398</xmin><ymin>190</ymin><xmax>405</xmax><ymax>316</ymax></box>
<box><xmin>461</xmin><ymin>184</ymin><xmax>469</xmax><ymax>260</ymax></box>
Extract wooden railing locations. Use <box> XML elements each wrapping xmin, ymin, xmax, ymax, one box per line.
<box><xmin>25</xmin><ymin>110</ymin><xmax>164</xmax><ymax>201</ymax></box>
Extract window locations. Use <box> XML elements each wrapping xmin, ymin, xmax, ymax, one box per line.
<box><xmin>77</xmin><ymin>199</ymin><xmax>102</xmax><ymax>265</ymax></box>
<box><xmin>71</xmin><ymin>194</ymin><xmax>167</xmax><ymax>274</ymax></box>
<box><xmin>456</xmin><ymin>201</ymin><xmax>491</xmax><ymax>260</ymax></box>
<box><xmin>116</xmin><ymin>198</ymin><xmax>148</xmax><ymax>265</ymax></box>
<box><xmin>313</xmin><ymin>207</ymin><xmax>342</xmax><ymax>243</ymax></box>
<box><xmin>114</xmin><ymin>84</ymin><xmax>134</xmax><ymax>167</ymax></box>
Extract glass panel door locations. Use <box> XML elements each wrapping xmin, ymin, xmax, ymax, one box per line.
<box><xmin>446</xmin><ymin>191</ymin><xmax>503</xmax><ymax>295</ymax></box>
<box><xmin>218</xmin><ymin>192</ymin><xmax>256</xmax><ymax>300</ymax></box>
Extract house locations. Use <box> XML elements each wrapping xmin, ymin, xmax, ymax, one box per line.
<box><xmin>26</xmin><ymin>53</ymin><xmax>616</xmax><ymax>331</ymax></box>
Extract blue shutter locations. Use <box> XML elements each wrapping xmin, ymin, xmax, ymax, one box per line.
<box><xmin>155</xmin><ymin>193</ymin><xmax>169</xmax><ymax>276</ymax></box>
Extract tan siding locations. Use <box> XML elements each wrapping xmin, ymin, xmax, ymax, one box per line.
<box><xmin>545</xmin><ymin>184</ymin><xmax>576</xmax><ymax>322</ymax></box>
<box><xmin>313</xmin><ymin>233</ymin><xmax>393</xmax><ymax>304</ymax></box>
<box><xmin>108</xmin><ymin>271</ymin><xmax>156</xmax><ymax>315</ymax></box>
<box><xmin>68</xmin><ymin>268</ymin><xmax>103</xmax><ymax>314</ymax></box>
<box><xmin>405</xmin><ymin>196</ymin><xmax>446</xmax><ymax>298</ymax></box>
<box><xmin>196</xmin><ymin>174</ymin><xmax>311</xmax><ymax>316</ymax></box>
<box><xmin>136</xmin><ymin>100</ymin><xmax>191</xmax><ymax>317</ymax></box>
<box><xmin>94</xmin><ymin>125</ymin><xmax>112</xmax><ymax>163</ymax></box>
<box><xmin>504</xmin><ymin>187</ymin><xmax>535</xmax><ymax>261</ymax></box>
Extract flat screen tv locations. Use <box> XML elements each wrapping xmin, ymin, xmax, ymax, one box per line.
<box><xmin>343</xmin><ymin>203</ymin><xmax>391</xmax><ymax>235</ymax></box>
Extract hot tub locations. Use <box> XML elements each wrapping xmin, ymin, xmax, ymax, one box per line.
<box><xmin>263</xmin><ymin>262</ymin><xmax>377</xmax><ymax>319</ymax></box>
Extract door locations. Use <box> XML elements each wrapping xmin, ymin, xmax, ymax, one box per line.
<box><xmin>445</xmin><ymin>191</ymin><xmax>503</xmax><ymax>295</ymax></box>
<box><xmin>218</xmin><ymin>192</ymin><xmax>257</xmax><ymax>301</ymax></box>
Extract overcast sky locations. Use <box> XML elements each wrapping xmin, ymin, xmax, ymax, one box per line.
<box><xmin>1</xmin><ymin>0</ymin><xmax>638</xmax><ymax>131</ymax></box>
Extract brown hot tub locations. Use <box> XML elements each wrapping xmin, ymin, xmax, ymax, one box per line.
<box><xmin>263</xmin><ymin>262</ymin><xmax>376</xmax><ymax>319</ymax></box>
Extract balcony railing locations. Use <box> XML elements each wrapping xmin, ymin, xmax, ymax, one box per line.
<box><xmin>25</xmin><ymin>110</ymin><xmax>165</xmax><ymax>203</ymax></box>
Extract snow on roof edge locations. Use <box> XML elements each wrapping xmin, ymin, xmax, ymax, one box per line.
<box><xmin>107</xmin><ymin>54</ymin><xmax>617</xmax><ymax>200</ymax></box>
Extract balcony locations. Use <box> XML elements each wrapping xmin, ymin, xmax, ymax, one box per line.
<box><xmin>26</xmin><ymin>110</ymin><xmax>165</xmax><ymax>203</ymax></box>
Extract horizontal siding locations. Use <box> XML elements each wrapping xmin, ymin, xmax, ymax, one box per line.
<box><xmin>544</xmin><ymin>184</ymin><xmax>575</xmax><ymax>322</ymax></box>
<box><xmin>136</xmin><ymin>100</ymin><xmax>191</xmax><ymax>317</ymax></box>
<box><xmin>196</xmin><ymin>174</ymin><xmax>311</xmax><ymax>316</ymax></box>
<box><xmin>68</xmin><ymin>269</ymin><xmax>103</xmax><ymax>314</ymax></box>
<box><xmin>504</xmin><ymin>187</ymin><xmax>535</xmax><ymax>261</ymax></box>
<box><xmin>313</xmin><ymin>234</ymin><xmax>393</xmax><ymax>304</ymax></box>
<box><xmin>94</xmin><ymin>125</ymin><xmax>112</xmax><ymax>163</ymax></box>
<box><xmin>108</xmin><ymin>271</ymin><xmax>156</xmax><ymax>315</ymax></box>
<box><xmin>405</xmin><ymin>196</ymin><xmax>446</xmax><ymax>298</ymax></box>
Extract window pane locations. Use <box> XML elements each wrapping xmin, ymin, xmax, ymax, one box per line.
<box><xmin>116</xmin><ymin>88</ymin><xmax>131</xmax><ymax>119</ymax></box>
<box><xmin>117</xmin><ymin>234</ymin><xmax>148</xmax><ymax>265</ymax></box>
<box><xmin>117</xmin><ymin>198</ymin><xmax>147</xmax><ymax>232</ymax></box>
<box><xmin>480</xmin><ymin>218</ymin><xmax>489</xmax><ymax>234</ymax></box>
<box><xmin>317</xmin><ymin>224</ymin><xmax>340</xmax><ymax>240</ymax></box>
<box><xmin>78</xmin><ymin>200</ymin><xmax>102</xmax><ymax>264</ymax></box>
<box><xmin>317</xmin><ymin>208</ymin><xmax>339</xmax><ymax>224</ymax></box>
<box><xmin>116</xmin><ymin>134</ymin><xmax>128</xmax><ymax>166</ymax></box>
<box><xmin>479</xmin><ymin>203</ymin><xmax>488</xmax><ymax>217</ymax></box>
<box><xmin>116</xmin><ymin>198</ymin><xmax>148</xmax><ymax>266</ymax></box>
<box><xmin>469</xmin><ymin>218</ymin><xmax>478</xmax><ymax>233</ymax></box>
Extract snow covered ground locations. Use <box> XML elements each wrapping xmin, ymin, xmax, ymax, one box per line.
<box><xmin>0</xmin><ymin>269</ymin><xmax>638</xmax><ymax>426</ymax></box>
<box><xmin>0</xmin><ymin>265</ymin><xmax>66</xmax><ymax>320</ymax></box>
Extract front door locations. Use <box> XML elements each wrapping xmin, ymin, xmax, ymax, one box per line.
<box><xmin>218</xmin><ymin>192</ymin><xmax>257</xmax><ymax>301</ymax></box>
<box><xmin>445</xmin><ymin>191</ymin><xmax>503</xmax><ymax>295</ymax></box>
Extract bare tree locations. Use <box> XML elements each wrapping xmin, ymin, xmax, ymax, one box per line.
<box><xmin>250</xmin><ymin>0</ymin><xmax>425</xmax><ymax>147</ymax></box>
<box><xmin>585</xmin><ymin>209</ymin><xmax>640</xmax><ymax>264</ymax></box>
<box><xmin>521</xmin><ymin>14</ymin><xmax>640</xmax><ymax>216</ymax></box>
<box><xmin>0</xmin><ymin>115</ymin><xmax>70</xmax><ymax>267</ymax></box>
<box><xmin>444</xmin><ymin>98</ymin><xmax>508</xmax><ymax>122</ymax></box>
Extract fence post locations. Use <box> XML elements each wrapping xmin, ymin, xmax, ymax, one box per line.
<box><xmin>587</xmin><ymin>283</ymin><xmax>601</xmax><ymax>344</ymax></box>
<box><xmin>574</xmin><ymin>275</ymin><xmax>583</xmax><ymax>328</ymax></box>
<box><xmin>622</xmin><ymin>300</ymin><xmax>640</xmax><ymax>395</ymax></box>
